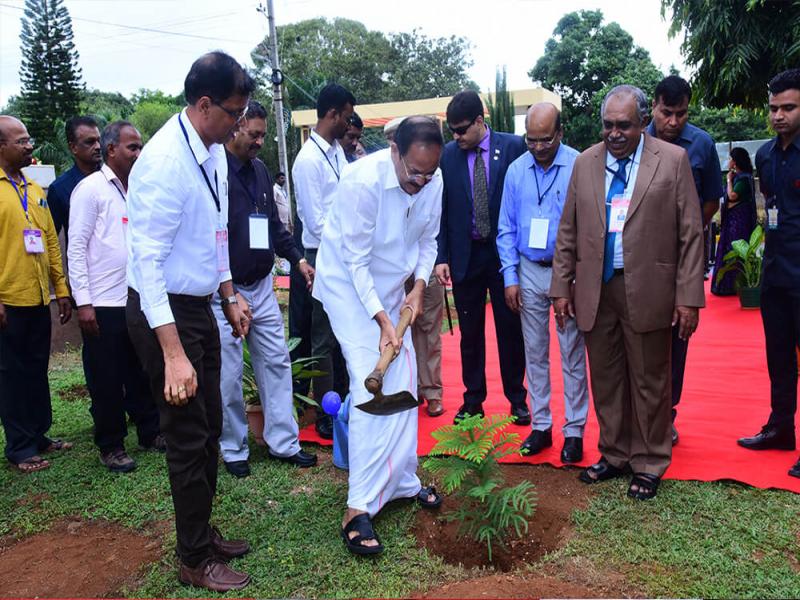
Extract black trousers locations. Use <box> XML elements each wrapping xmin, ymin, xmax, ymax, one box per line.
<box><xmin>82</xmin><ymin>307</ymin><xmax>160</xmax><ymax>453</ymax></box>
<box><xmin>0</xmin><ymin>304</ymin><xmax>54</xmax><ymax>464</ymax></box>
<box><xmin>288</xmin><ymin>258</ymin><xmax>313</xmax><ymax>397</ymax></box>
<box><xmin>451</xmin><ymin>240</ymin><xmax>526</xmax><ymax>408</ymax></box>
<box><xmin>670</xmin><ymin>325</ymin><xmax>688</xmax><ymax>420</ymax></box>
<box><xmin>304</xmin><ymin>248</ymin><xmax>350</xmax><ymax>402</ymax></box>
<box><xmin>126</xmin><ymin>289</ymin><xmax>221</xmax><ymax>568</ymax></box>
<box><xmin>761</xmin><ymin>286</ymin><xmax>800</xmax><ymax>431</ymax></box>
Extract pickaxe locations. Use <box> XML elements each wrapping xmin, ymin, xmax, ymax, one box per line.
<box><xmin>358</xmin><ymin>306</ymin><xmax>422</xmax><ymax>416</ymax></box>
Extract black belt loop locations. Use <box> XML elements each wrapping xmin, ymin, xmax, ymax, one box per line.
<box><xmin>536</xmin><ymin>260</ymin><xmax>553</xmax><ymax>268</ymax></box>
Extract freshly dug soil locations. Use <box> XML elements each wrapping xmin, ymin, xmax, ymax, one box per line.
<box><xmin>0</xmin><ymin>518</ymin><xmax>161</xmax><ymax>597</ymax></box>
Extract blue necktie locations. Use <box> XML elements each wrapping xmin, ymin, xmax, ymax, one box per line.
<box><xmin>602</xmin><ymin>157</ymin><xmax>630</xmax><ymax>283</ymax></box>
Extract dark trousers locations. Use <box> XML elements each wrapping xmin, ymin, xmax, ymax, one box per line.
<box><xmin>670</xmin><ymin>325</ymin><xmax>688</xmax><ymax>420</ymax></box>
<box><xmin>761</xmin><ymin>286</ymin><xmax>800</xmax><ymax>431</ymax></box>
<box><xmin>82</xmin><ymin>306</ymin><xmax>160</xmax><ymax>453</ymax></box>
<box><xmin>288</xmin><ymin>259</ymin><xmax>313</xmax><ymax>397</ymax></box>
<box><xmin>304</xmin><ymin>248</ymin><xmax>349</xmax><ymax>402</ymax></box>
<box><xmin>126</xmin><ymin>290</ymin><xmax>221</xmax><ymax>567</ymax></box>
<box><xmin>451</xmin><ymin>240</ymin><xmax>526</xmax><ymax>408</ymax></box>
<box><xmin>0</xmin><ymin>305</ymin><xmax>53</xmax><ymax>464</ymax></box>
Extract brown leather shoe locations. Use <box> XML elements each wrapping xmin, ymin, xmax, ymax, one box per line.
<box><xmin>426</xmin><ymin>398</ymin><xmax>444</xmax><ymax>417</ymax></box>
<box><xmin>210</xmin><ymin>526</ymin><xmax>250</xmax><ymax>559</ymax></box>
<box><xmin>179</xmin><ymin>558</ymin><xmax>250</xmax><ymax>592</ymax></box>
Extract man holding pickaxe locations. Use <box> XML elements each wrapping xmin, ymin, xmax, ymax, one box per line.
<box><xmin>313</xmin><ymin>117</ymin><xmax>445</xmax><ymax>556</ymax></box>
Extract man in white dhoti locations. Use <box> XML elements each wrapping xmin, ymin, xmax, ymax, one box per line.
<box><xmin>313</xmin><ymin>117</ymin><xmax>445</xmax><ymax>555</ymax></box>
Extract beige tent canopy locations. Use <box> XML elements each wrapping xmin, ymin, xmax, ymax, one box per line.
<box><xmin>292</xmin><ymin>87</ymin><xmax>561</xmax><ymax>140</ymax></box>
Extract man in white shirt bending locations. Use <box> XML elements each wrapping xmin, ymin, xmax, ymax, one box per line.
<box><xmin>125</xmin><ymin>52</ymin><xmax>254</xmax><ymax>592</ymax></box>
<box><xmin>68</xmin><ymin>121</ymin><xmax>163</xmax><ymax>474</ymax></box>
<box><xmin>314</xmin><ymin>117</ymin><xmax>445</xmax><ymax>556</ymax></box>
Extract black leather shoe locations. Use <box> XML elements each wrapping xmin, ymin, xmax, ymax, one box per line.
<box><xmin>453</xmin><ymin>404</ymin><xmax>484</xmax><ymax>424</ymax></box>
<box><xmin>223</xmin><ymin>460</ymin><xmax>250</xmax><ymax>478</ymax></box>
<box><xmin>268</xmin><ymin>449</ymin><xmax>318</xmax><ymax>468</ymax></box>
<box><xmin>561</xmin><ymin>437</ymin><xmax>583</xmax><ymax>463</ymax></box>
<box><xmin>672</xmin><ymin>424</ymin><xmax>679</xmax><ymax>446</ymax></box>
<box><xmin>789</xmin><ymin>458</ymin><xmax>800</xmax><ymax>479</ymax></box>
<box><xmin>316</xmin><ymin>415</ymin><xmax>334</xmax><ymax>439</ymax></box>
<box><xmin>737</xmin><ymin>426</ymin><xmax>796</xmax><ymax>451</ymax></box>
<box><xmin>521</xmin><ymin>428</ymin><xmax>552</xmax><ymax>455</ymax></box>
<box><xmin>510</xmin><ymin>405</ymin><xmax>531</xmax><ymax>426</ymax></box>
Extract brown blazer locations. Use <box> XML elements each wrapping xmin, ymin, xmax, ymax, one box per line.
<box><xmin>550</xmin><ymin>134</ymin><xmax>705</xmax><ymax>333</ymax></box>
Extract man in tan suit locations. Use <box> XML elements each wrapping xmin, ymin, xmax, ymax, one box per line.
<box><xmin>550</xmin><ymin>85</ymin><xmax>704</xmax><ymax>500</ymax></box>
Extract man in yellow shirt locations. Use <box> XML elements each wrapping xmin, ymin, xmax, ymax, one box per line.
<box><xmin>0</xmin><ymin>115</ymin><xmax>73</xmax><ymax>473</ymax></box>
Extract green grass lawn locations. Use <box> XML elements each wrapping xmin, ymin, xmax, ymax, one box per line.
<box><xmin>2</xmin><ymin>348</ymin><xmax>800</xmax><ymax>598</ymax></box>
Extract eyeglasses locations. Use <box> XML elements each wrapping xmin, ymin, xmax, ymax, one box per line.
<box><xmin>525</xmin><ymin>132</ymin><xmax>560</xmax><ymax>148</ymax></box>
<box><xmin>401</xmin><ymin>156</ymin><xmax>435</xmax><ymax>186</ymax></box>
<box><xmin>0</xmin><ymin>137</ymin><xmax>35</xmax><ymax>147</ymax></box>
<box><xmin>212</xmin><ymin>100</ymin><xmax>247</xmax><ymax>122</ymax></box>
<box><xmin>447</xmin><ymin>117</ymin><xmax>477</xmax><ymax>136</ymax></box>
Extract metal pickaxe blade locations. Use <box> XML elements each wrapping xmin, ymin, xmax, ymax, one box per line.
<box><xmin>358</xmin><ymin>306</ymin><xmax>421</xmax><ymax>416</ymax></box>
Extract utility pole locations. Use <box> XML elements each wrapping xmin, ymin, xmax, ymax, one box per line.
<box><xmin>258</xmin><ymin>0</ymin><xmax>291</xmax><ymax>201</ymax></box>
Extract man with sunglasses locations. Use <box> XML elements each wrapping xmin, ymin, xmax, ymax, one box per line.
<box><xmin>314</xmin><ymin>116</ymin><xmax>445</xmax><ymax>555</ymax></box>
<box><xmin>497</xmin><ymin>103</ymin><xmax>589</xmax><ymax>463</ymax></box>
<box><xmin>292</xmin><ymin>83</ymin><xmax>356</xmax><ymax>439</ymax></box>
<box><xmin>435</xmin><ymin>90</ymin><xmax>528</xmax><ymax>424</ymax></box>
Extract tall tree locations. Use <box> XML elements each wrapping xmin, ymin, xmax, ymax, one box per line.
<box><xmin>18</xmin><ymin>0</ymin><xmax>84</xmax><ymax>146</ymax></box>
<box><xmin>529</xmin><ymin>10</ymin><xmax>664</xmax><ymax>150</ymax></box>
<box><xmin>662</xmin><ymin>0</ymin><xmax>800</xmax><ymax>108</ymax></box>
<box><xmin>486</xmin><ymin>66</ymin><xmax>515</xmax><ymax>133</ymax></box>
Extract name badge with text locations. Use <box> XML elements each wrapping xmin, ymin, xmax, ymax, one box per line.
<box><xmin>216</xmin><ymin>229</ymin><xmax>230</xmax><ymax>272</ymax></box>
<box><xmin>768</xmin><ymin>207</ymin><xmax>779</xmax><ymax>230</ymax></box>
<box><xmin>248</xmin><ymin>214</ymin><xmax>269</xmax><ymax>250</ymax></box>
<box><xmin>23</xmin><ymin>229</ymin><xmax>44</xmax><ymax>254</ymax></box>
<box><xmin>608</xmin><ymin>195</ymin><xmax>631</xmax><ymax>233</ymax></box>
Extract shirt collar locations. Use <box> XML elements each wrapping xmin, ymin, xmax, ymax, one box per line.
<box><xmin>605</xmin><ymin>134</ymin><xmax>644</xmax><ymax>169</ymax></box>
<box><xmin>383</xmin><ymin>149</ymin><xmax>402</xmax><ymax>191</ymax></box>
<box><xmin>528</xmin><ymin>143</ymin><xmax>569</xmax><ymax>172</ymax></box>
<box><xmin>310</xmin><ymin>129</ymin><xmax>339</xmax><ymax>156</ymax></box>
<box><xmin>476</xmin><ymin>126</ymin><xmax>491</xmax><ymax>154</ymax></box>
<box><xmin>646</xmin><ymin>121</ymin><xmax>693</xmax><ymax>145</ymax></box>
<box><xmin>0</xmin><ymin>167</ymin><xmax>28</xmax><ymax>185</ymax></box>
<box><xmin>100</xmin><ymin>164</ymin><xmax>121</xmax><ymax>184</ymax></box>
<box><xmin>225</xmin><ymin>149</ymin><xmax>251</xmax><ymax>174</ymax></box>
<box><xmin>179</xmin><ymin>108</ymin><xmax>212</xmax><ymax>166</ymax></box>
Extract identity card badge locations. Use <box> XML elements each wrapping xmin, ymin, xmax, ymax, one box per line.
<box><xmin>768</xmin><ymin>207</ymin><xmax>779</xmax><ymax>230</ymax></box>
<box><xmin>528</xmin><ymin>218</ymin><xmax>549</xmax><ymax>249</ymax></box>
<box><xmin>248</xmin><ymin>214</ymin><xmax>269</xmax><ymax>250</ymax></box>
<box><xmin>608</xmin><ymin>194</ymin><xmax>631</xmax><ymax>233</ymax></box>
<box><xmin>23</xmin><ymin>229</ymin><xmax>44</xmax><ymax>254</ymax></box>
<box><xmin>216</xmin><ymin>228</ymin><xmax>230</xmax><ymax>272</ymax></box>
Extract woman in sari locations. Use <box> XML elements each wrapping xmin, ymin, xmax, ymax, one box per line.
<box><xmin>712</xmin><ymin>147</ymin><xmax>758</xmax><ymax>296</ymax></box>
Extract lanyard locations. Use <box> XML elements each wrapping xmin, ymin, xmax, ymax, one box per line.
<box><xmin>310</xmin><ymin>135</ymin><xmax>340</xmax><ymax>181</ymax></box>
<box><xmin>533</xmin><ymin>164</ymin><xmax>560</xmax><ymax>206</ymax></box>
<box><xmin>8</xmin><ymin>173</ymin><xmax>29</xmax><ymax>215</ymax></box>
<box><xmin>605</xmin><ymin>157</ymin><xmax>632</xmax><ymax>190</ymax></box>
<box><xmin>178</xmin><ymin>114</ymin><xmax>220</xmax><ymax>213</ymax></box>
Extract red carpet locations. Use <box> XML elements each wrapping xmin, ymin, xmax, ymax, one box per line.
<box><xmin>299</xmin><ymin>282</ymin><xmax>800</xmax><ymax>493</ymax></box>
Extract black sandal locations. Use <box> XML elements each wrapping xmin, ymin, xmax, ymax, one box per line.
<box><xmin>341</xmin><ymin>513</ymin><xmax>384</xmax><ymax>555</ymax></box>
<box><xmin>578</xmin><ymin>457</ymin><xmax>626</xmax><ymax>484</ymax></box>
<box><xmin>417</xmin><ymin>485</ymin><xmax>442</xmax><ymax>509</ymax></box>
<box><xmin>627</xmin><ymin>473</ymin><xmax>660</xmax><ymax>500</ymax></box>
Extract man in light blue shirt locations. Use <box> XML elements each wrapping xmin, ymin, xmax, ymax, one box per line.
<box><xmin>497</xmin><ymin>103</ymin><xmax>589</xmax><ymax>463</ymax></box>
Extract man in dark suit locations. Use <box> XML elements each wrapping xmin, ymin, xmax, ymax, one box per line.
<box><xmin>435</xmin><ymin>90</ymin><xmax>529</xmax><ymax>424</ymax></box>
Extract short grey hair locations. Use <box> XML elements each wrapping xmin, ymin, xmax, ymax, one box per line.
<box><xmin>600</xmin><ymin>85</ymin><xmax>649</xmax><ymax>125</ymax></box>
<box><xmin>101</xmin><ymin>120</ymin><xmax>136</xmax><ymax>160</ymax></box>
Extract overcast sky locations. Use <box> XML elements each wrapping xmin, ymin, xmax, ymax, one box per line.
<box><xmin>0</xmin><ymin>0</ymin><xmax>686</xmax><ymax>108</ymax></box>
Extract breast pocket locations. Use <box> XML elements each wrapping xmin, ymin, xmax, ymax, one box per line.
<box><xmin>406</xmin><ymin>213</ymin><xmax>431</xmax><ymax>243</ymax></box>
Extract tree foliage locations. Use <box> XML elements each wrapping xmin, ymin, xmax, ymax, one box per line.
<box><xmin>18</xmin><ymin>0</ymin><xmax>84</xmax><ymax>147</ymax></box>
<box><xmin>81</xmin><ymin>89</ymin><xmax>135</xmax><ymax>123</ymax></box>
<box><xmin>486</xmin><ymin>67</ymin><xmax>515</xmax><ymax>134</ymax></box>
<box><xmin>529</xmin><ymin>10</ymin><xmax>665</xmax><ymax>150</ymax></box>
<box><xmin>662</xmin><ymin>0</ymin><xmax>800</xmax><ymax>108</ymax></box>
<box><xmin>692</xmin><ymin>106</ymin><xmax>771</xmax><ymax>142</ymax></box>
<box><xmin>252</xmin><ymin>18</ymin><xmax>476</xmax><ymax>110</ymax></box>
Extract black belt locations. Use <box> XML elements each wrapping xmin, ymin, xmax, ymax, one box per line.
<box><xmin>613</xmin><ymin>268</ymin><xmax>624</xmax><ymax>277</ymax></box>
<box><xmin>128</xmin><ymin>287</ymin><xmax>212</xmax><ymax>304</ymax></box>
<box><xmin>536</xmin><ymin>260</ymin><xmax>553</xmax><ymax>268</ymax></box>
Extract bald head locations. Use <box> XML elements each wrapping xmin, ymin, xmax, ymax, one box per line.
<box><xmin>524</xmin><ymin>103</ymin><xmax>562</xmax><ymax>169</ymax></box>
<box><xmin>0</xmin><ymin>115</ymin><xmax>33</xmax><ymax>174</ymax></box>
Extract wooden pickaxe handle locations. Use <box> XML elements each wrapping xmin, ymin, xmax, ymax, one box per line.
<box><xmin>364</xmin><ymin>306</ymin><xmax>414</xmax><ymax>393</ymax></box>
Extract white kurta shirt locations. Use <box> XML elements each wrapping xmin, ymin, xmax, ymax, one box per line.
<box><xmin>313</xmin><ymin>148</ymin><xmax>443</xmax><ymax>329</ymax></box>
<box><xmin>292</xmin><ymin>130</ymin><xmax>346</xmax><ymax>249</ymax></box>
<box><xmin>273</xmin><ymin>182</ymin><xmax>291</xmax><ymax>230</ymax></box>
<box><xmin>127</xmin><ymin>109</ymin><xmax>231</xmax><ymax>328</ymax></box>
<box><xmin>68</xmin><ymin>164</ymin><xmax>129</xmax><ymax>307</ymax></box>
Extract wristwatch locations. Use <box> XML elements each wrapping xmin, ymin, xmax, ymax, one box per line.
<box><xmin>298</xmin><ymin>258</ymin><xmax>308</xmax><ymax>266</ymax></box>
<box><xmin>220</xmin><ymin>295</ymin><xmax>238</xmax><ymax>308</ymax></box>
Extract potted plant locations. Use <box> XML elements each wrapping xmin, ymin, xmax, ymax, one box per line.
<box><xmin>244</xmin><ymin>337</ymin><xmax>323</xmax><ymax>445</ymax></box>
<box><xmin>715</xmin><ymin>225</ymin><xmax>764</xmax><ymax>309</ymax></box>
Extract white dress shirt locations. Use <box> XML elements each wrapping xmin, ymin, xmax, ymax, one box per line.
<box><xmin>68</xmin><ymin>164</ymin><xmax>129</xmax><ymax>307</ymax></box>
<box><xmin>292</xmin><ymin>130</ymin><xmax>346</xmax><ymax>249</ymax></box>
<box><xmin>313</xmin><ymin>148</ymin><xmax>443</xmax><ymax>321</ymax></box>
<box><xmin>273</xmin><ymin>182</ymin><xmax>291</xmax><ymax>230</ymax></box>
<box><xmin>127</xmin><ymin>109</ymin><xmax>231</xmax><ymax>328</ymax></box>
<box><xmin>604</xmin><ymin>134</ymin><xmax>644</xmax><ymax>268</ymax></box>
